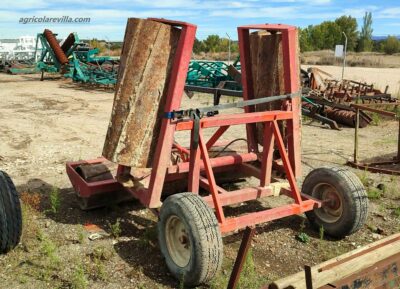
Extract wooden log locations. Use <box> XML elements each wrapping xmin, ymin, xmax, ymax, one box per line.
<box><xmin>102</xmin><ymin>18</ymin><xmax>180</xmax><ymax>167</ymax></box>
<box><xmin>267</xmin><ymin>233</ymin><xmax>400</xmax><ymax>289</ymax></box>
<box><xmin>249</xmin><ymin>31</ymin><xmax>285</xmax><ymax>144</ymax></box>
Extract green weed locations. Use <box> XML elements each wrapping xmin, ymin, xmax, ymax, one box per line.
<box><xmin>237</xmin><ymin>250</ymin><xmax>266</xmax><ymax>289</ymax></box>
<box><xmin>296</xmin><ymin>232</ymin><xmax>310</xmax><ymax>243</ymax></box>
<box><xmin>367</xmin><ymin>188</ymin><xmax>382</xmax><ymax>199</ymax></box>
<box><xmin>71</xmin><ymin>264</ymin><xmax>89</xmax><ymax>289</ymax></box>
<box><xmin>319</xmin><ymin>226</ymin><xmax>325</xmax><ymax>240</ymax></box>
<box><xmin>107</xmin><ymin>218</ymin><xmax>122</xmax><ymax>238</ymax></box>
<box><xmin>48</xmin><ymin>187</ymin><xmax>61</xmax><ymax>214</ymax></box>
<box><xmin>371</xmin><ymin>113</ymin><xmax>381</xmax><ymax>126</ymax></box>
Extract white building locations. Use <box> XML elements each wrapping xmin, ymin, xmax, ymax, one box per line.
<box><xmin>0</xmin><ymin>36</ymin><xmax>41</xmax><ymax>62</ymax></box>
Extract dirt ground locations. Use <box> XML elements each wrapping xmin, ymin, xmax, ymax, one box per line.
<box><xmin>0</xmin><ymin>71</ymin><xmax>399</xmax><ymax>289</ymax></box>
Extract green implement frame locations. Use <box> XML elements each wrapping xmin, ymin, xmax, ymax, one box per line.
<box><xmin>186</xmin><ymin>58</ymin><xmax>241</xmax><ymax>90</ymax></box>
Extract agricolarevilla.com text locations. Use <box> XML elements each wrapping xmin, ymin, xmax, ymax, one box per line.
<box><xmin>19</xmin><ymin>16</ymin><xmax>91</xmax><ymax>24</ymax></box>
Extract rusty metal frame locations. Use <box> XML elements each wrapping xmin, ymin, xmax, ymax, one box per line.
<box><xmin>347</xmin><ymin>103</ymin><xmax>400</xmax><ymax>175</ymax></box>
<box><xmin>66</xmin><ymin>21</ymin><xmax>321</xmax><ymax>234</ymax></box>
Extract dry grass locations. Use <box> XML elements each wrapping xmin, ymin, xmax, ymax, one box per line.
<box><xmin>301</xmin><ymin>50</ymin><xmax>400</xmax><ymax>68</ymax></box>
<box><xmin>192</xmin><ymin>50</ymin><xmax>400</xmax><ymax>68</ymax></box>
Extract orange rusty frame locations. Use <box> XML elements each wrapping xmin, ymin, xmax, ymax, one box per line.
<box><xmin>66</xmin><ymin>21</ymin><xmax>321</xmax><ymax>234</ymax></box>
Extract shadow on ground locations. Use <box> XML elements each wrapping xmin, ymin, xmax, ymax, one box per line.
<box><xmin>15</xmin><ymin>177</ymin><xmax>333</xmax><ymax>288</ymax></box>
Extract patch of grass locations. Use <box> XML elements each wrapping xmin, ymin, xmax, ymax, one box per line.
<box><xmin>237</xmin><ymin>250</ymin><xmax>266</xmax><ymax>289</ymax></box>
<box><xmin>382</xmin><ymin>181</ymin><xmax>400</xmax><ymax>200</ymax></box>
<box><xmin>107</xmin><ymin>218</ymin><xmax>122</xmax><ymax>238</ymax></box>
<box><xmin>318</xmin><ymin>241</ymin><xmax>349</xmax><ymax>261</ymax></box>
<box><xmin>48</xmin><ymin>187</ymin><xmax>61</xmax><ymax>214</ymax></box>
<box><xmin>40</xmin><ymin>236</ymin><xmax>60</xmax><ymax>266</ymax></box>
<box><xmin>77</xmin><ymin>227</ymin><xmax>86</xmax><ymax>244</ymax></box>
<box><xmin>371</xmin><ymin>113</ymin><xmax>381</xmax><ymax>126</ymax></box>
<box><xmin>211</xmin><ymin>250</ymin><xmax>266</xmax><ymax>289</ymax></box>
<box><xmin>296</xmin><ymin>232</ymin><xmax>310</xmax><ymax>244</ymax></box>
<box><xmin>36</xmin><ymin>229</ymin><xmax>45</xmax><ymax>242</ymax></box>
<box><xmin>92</xmin><ymin>246</ymin><xmax>114</xmax><ymax>261</ymax></box>
<box><xmin>367</xmin><ymin>187</ymin><xmax>382</xmax><ymax>199</ymax></box>
<box><xmin>86</xmin><ymin>246</ymin><xmax>113</xmax><ymax>282</ymax></box>
<box><xmin>20</xmin><ymin>203</ymin><xmax>40</xmax><ymax>250</ymax></box>
<box><xmin>319</xmin><ymin>226</ymin><xmax>325</xmax><ymax>241</ymax></box>
<box><xmin>356</xmin><ymin>170</ymin><xmax>370</xmax><ymax>188</ymax></box>
<box><xmin>71</xmin><ymin>264</ymin><xmax>89</xmax><ymax>289</ymax></box>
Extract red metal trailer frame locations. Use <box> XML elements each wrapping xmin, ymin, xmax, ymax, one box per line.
<box><xmin>66</xmin><ymin>19</ymin><xmax>322</xmax><ymax>234</ymax></box>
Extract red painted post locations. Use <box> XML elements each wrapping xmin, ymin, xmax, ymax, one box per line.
<box><xmin>198</xmin><ymin>132</ymin><xmax>226</xmax><ymax>223</ymax></box>
<box><xmin>144</xmin><ymin>20</ymin><xmax>197</xmax><ymax>208</ymax></box>
<box><xmin>282</xmin><ymin>28</ymin><xmax>301</xmax><ymax>179</ymax></box>
<box><xmin>238</xmin><ymin>27</ymin><xmax>258</xmax><ymax>153</ymax></box>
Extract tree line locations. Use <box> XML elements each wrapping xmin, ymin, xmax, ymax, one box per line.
<box><xmin>192</xmin><ymin>12</ymin><xmax>400</xmax><ymax>55</ymax></box>
<box><xmin>300</xmin><ymin>12</ymin><xmax>399</xmax><ymax>54</ymax></box>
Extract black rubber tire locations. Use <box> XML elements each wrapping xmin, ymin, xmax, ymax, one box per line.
<box><xmin>158</xmin><ymin>193</ymin><xmax>223</xmax><ymax>287</ymax></box>
<box><xmin>302</xmin><ymin>167</ymin><xmax>368</xmax><ymax>238</ymax></box>
<box><xmin>0</xmin><ymin>170</ymin><xmax>22</xmax><ymax>253</ymax></box>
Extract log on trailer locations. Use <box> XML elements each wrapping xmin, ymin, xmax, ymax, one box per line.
<box><xmin>249</xmin><ymin>31</ymin><xmax>285</xmax><ymax>145</ymax></box>
<box><xmin>103</xmin><ymin>18</ymin><xmax>181</xmax><ymax>167</ymax></box>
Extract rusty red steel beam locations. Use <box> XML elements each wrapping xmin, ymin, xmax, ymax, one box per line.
<box><xmin>227</xmin><ymin>227</ymin><xmax>256</xmax><ymax>289</ymax></box>
<box><xmin>350</xmin><ymin>103</ymin><xmax>398</xmax><ymax>117</ymax></box>
<box><xmin>219</xmin><ymin>199</ymin><xmax>320</xmax><ymax>234</ymax></box>
<box><xmin>347</xmin><ymin>160</ymin><xmax>400</xmax><ymax>175</ymax></box>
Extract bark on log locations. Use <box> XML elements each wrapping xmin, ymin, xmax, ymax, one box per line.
<box><xmin>102</xmin><ymin>18</ymin><xmax>180</xmax><ymax>167</ymax></box>
<box><xmin>249</xmin><ymin>31</ymin><xmax>285</xmax><ymax>144</ymax></box>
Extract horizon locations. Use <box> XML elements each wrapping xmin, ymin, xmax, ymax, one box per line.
<box><xmin>0</xmin><ymin>0</ymin><xmax>399</xmax><ymax>41</ymax></box>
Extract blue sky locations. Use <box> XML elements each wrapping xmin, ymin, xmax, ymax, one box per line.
<box><xmin>0</xmin><ymin>0</ymin><xmax>399</xmax><ymax>40</ymax></box>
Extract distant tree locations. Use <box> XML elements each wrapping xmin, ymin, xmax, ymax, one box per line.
<box><xmin>230</xmin><ymin>41</ymin><xmax>239</xmax><ymax>53</ymax></box>
<box><xmin>382</xmin><ymin>36</ymin><xmax>400</xmax><ymax>55</ymax></box>
<box><xmin>192</xmin><ymin>38</ymin><xmax>203</xmax><ymax>54</ymax></box>
<box><xmin>299</xmin><ymin>27</ymin><xmax>313</xmax><ymax>52</ymax></box>
<box><xmin>357</xmin><ymin>12</ymin><xmax>373</xmax><ymax>52</ymax></box>
<box><xmin>321</xmin><ymin>21</ymin><xmax>342</xmax><ymax>49</ymax></box>
<box><xmin>203</xmin><ymin>35</ymin><xmax>221</xmax><ymax>53</ymax></box>
<box><xmin>335</xmin><ymin>15</ymin><xmax>359</xmax><ymax>51</ymax></box>
<box><xmin>89</xmin><ymin>38</ymin><xmax>106</xmax><ymax>53</ymax></box>
<box><xmin>309</xmin><ymin>22</ymin><xmax>341</xmax><ymax>50</ymax></box>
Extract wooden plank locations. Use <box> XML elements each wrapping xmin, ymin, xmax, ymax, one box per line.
<box><xmin>267</xmin><ymin>233</ymin><xmax>400</xmax><ymax>289</ymax></box>
<box><xmin>102</xmin><ymin>18</ymin><xmax>180</xmax><ymax>167</ymax></box>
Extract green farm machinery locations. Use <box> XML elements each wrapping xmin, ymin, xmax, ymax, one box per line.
<box><xmin>186</xmin><ymin>58</ymin><xmax>241</xmax><ymax>90</ymax></box>
<box><xmin>7</xmin><ymin>29</ymin><xmax>119</xmax><ymax>86</ymax></box>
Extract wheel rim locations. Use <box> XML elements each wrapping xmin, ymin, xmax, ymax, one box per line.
<box><xmin>311</xmin><ymin>183</ymin><xmax>343</xmax><ymax>223</ymax></box>
<box><xmin>165</xmin><ymin>215</ymin><xmax>191</xmax><ymax>267</ymax></box>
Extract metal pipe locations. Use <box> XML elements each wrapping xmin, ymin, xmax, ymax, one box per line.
<box><xmin>397</xmin><ymin>118</ymin><xmax>400</xmax><ymax>161</ymax></box>
<box><xmin>354</xmin><ymin>108</ymin><xmax>359</xmax><ymax>163</ymax></box>
<box><xmin>226</xmin><ymin>33</ymin><xmax>231</xmax><ymax>65</ymax></box>
<box><xmin>341</xmin><ymin>32</ymin><xmax>347</xmax><ymax>81</ymax></box>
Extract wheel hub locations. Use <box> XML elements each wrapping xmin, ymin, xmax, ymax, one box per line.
<box><xmin>312</xmin><ymin>183</ymin><xmax>344</xmax><ymax>223</ymax></box>
<box><xmin>165</xmin><ymin>215</ymin><xmax>191</xmax><ymax>267</ymax></box>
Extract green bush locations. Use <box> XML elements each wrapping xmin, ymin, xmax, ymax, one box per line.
<box><xmin>382</xmin><ymin>36</ymin><xmax>400</xmax><ymax>55</ymax></box>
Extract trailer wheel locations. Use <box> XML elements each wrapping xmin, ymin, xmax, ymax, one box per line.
<box><xmin>0</xmin><ymin>170</ymin><xmax>22</xmax><ymax>253</ymax></box>
<box><xmin>302</xmin><ymin>167</ymin><xmax>368</xmax><ymax>238</ymax></box>
<box><xmin>158</xmin><ymin>193</ymin><xmax>223</xmax><ymax>287</ymax></box>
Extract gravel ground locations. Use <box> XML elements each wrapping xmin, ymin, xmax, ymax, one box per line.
<box><xmin>0</xmin><ymin>72</ymin><xmax>399</xmax><ymax>289</ymax></box>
